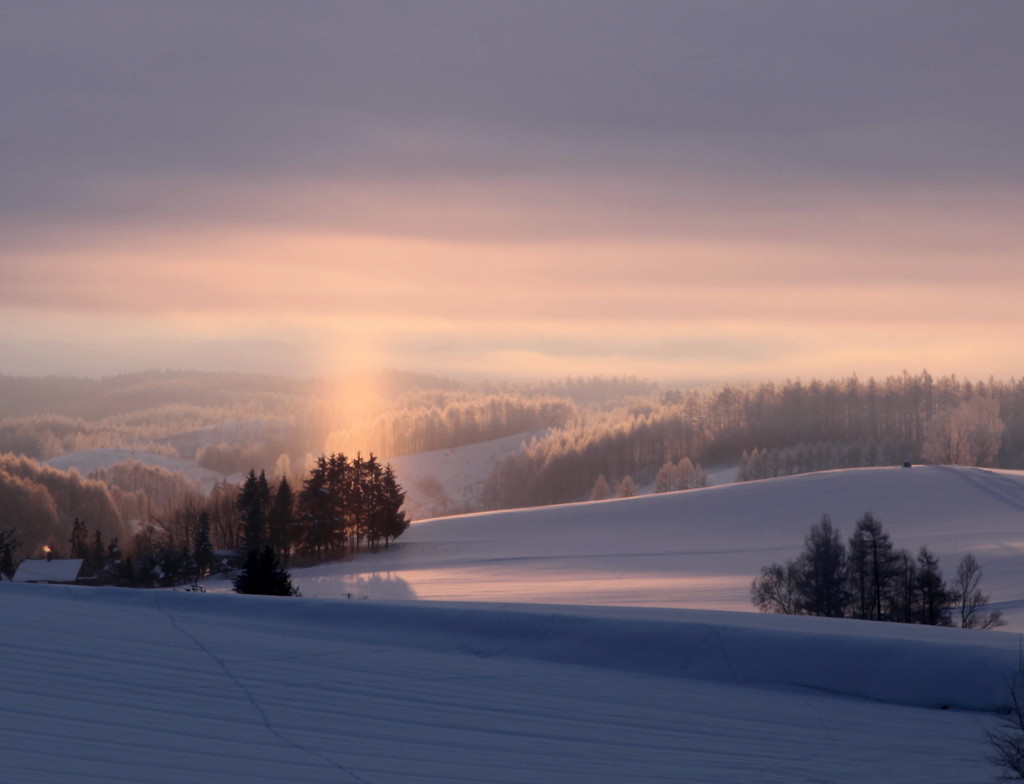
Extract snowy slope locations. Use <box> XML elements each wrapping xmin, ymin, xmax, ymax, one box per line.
<box><xmin>388</xmin><ymin>430</ymin><xmax>547</xmax><ymax>519</ymax></box>
<box><xmin>295</xmin><ymin>466</ymin><xmax>1024</xmax><ymax>629</ymax></box>
<box><xmin>45</xmin><ymin>448</ymin><xmax>225</xmax><ymax>489</ymax></box>
<box><xmin>0</xmin><ymin>583</ymin><xmax>1013</xmax><ymax>783</ymax></box>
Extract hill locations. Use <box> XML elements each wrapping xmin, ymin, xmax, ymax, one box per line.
<box><xmin>0</xmin><ymin>582</ymin><xmax>1014</xmax><ymax>783</ymax></box>
<box><xmin>290</xmin><ymin>465</ymin><xmax>1024</xmax><ymax>629</ymax></box>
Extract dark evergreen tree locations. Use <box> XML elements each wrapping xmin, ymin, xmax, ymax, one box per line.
<box><xmin>68</xmin><ymin>517</ymin><xmax>89</xmax><ymax>560</ymax></box>
<box><xmin>793</xmin><ymin>515</ymin><xmax>848</xmax><ymax>617</ymax></box>
<box><xmin>915</xmin><ymin>547</ymin><xmax>950</xmax><ymax>626</ymax></box>
<box><xmin>236</xmin><ymin>469</ymin><xmax>271</xmax><ymax>553</ymax></box>
<box><xmin>377</xmin><ymin>464</ymin><xmax>408</xmax><ymax>548</ymax></box>
<box><xmin>267</xmin><ymin>476</ymin><xmax>295</xmax><ymax>562</ymax></box>
<box><xmin>847</xmin><ymin>513</ymin><xmax>896</xmax><ymax>621</ymax></box>
<box><xmin>88</xmin><ymin>528</ymin><xmax>106</xmax><ymax>576</ymax></box>
<box><xmin>233</xmin><ymin>546</ymin><xmax>299</xmax><ymax>596</ymax></box>
<box><xmin>297</xmin><ymin>454</ymin><xmax>350</xmax><ymax>557</ymax></box>
<box><xmin>888</xmin><ymin>548</ymin><xmax>918</xmax><ymax>624</ymax></box>
<box><xmin>192</xmin><ymin>511</ymin><xmax>214</xmax><ymax>578</ymax></box>
<box><xmin>0</xmin><ymin>527</ymin><xmax>21</xmax><ymax>580</ymax></box>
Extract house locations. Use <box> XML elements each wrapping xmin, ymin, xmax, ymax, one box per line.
<box><xmin>12</xmin><ymin>558</ymin><xmax>87</xmax><ymax>585</ymax></box>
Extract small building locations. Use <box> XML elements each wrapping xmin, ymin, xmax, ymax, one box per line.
<box><xmin>12</xmin><ymin>558</ymin><xmax>86</xmax><ymax>585</ymax></box>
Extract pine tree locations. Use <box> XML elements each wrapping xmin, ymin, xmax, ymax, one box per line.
<box><xmin>0</xmin><ymin>527</ymin><xmax>21</xmax><ymax>581</ymax></box>
<box><xmin>915</xmin><ymin>547</ymin><xmax>950</xmax><ymax>626</ymax></box>
<box><xmin>233</xmin><ymin>546</ymin><xmax>299</xmax><ymax>597</ymax></box>
<box><xmin>793</xmin><ymin>515</ymin><xmax>848</xmax><ymax>618</ymax></box>
<box><xmin>267</xmin><ymin>476</ymin><xmax>295</xmax><ymax>563</ymax></box>
<box><xmin>68</xmin><ymin>517</ymin><xmax>89</xmax><ymax>560</ymax></box>
<box><xmin>377</xmin><ymin>464</ymin><xmax>408</xmax><ymax>548</ymax></box>
<box><xmin>237</xmin><ymin>469</ymin><xmax>271</xmax><ymax>552</ymax></box>
<box><xmin>193</xmin><ymin>511</ymin><xmax>214</xmax><ymax>578</ymax></box>
<box><xmin>847</xmin><ymin>513</ymin><xmax>896</xmax><ymax>621</ymax></box>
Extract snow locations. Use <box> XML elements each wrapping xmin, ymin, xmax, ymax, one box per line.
<box><xmin>12</xmin><ymin>558</ymin><xmax>84</xmax><ymax>583</ymax></box>
<box><xmin>45</xmin><ymin>448</ymin><xmax>225</xmax><ymax>489</ymax></box>
<box><xmin>295</xmin><ymin>465</ymin><xmax>1024</xmax><ymax>630</ymax></box>
<box><xmin>388</xmin><ymin>430</ymin><xmax>547</xmax><ymax>518</ymax></box>
<box><xmin>4</xmin><ymin>465</ymin><xmax>1023</xmax><ymax>782</ymax></box>
<box><xmin>0</xmin><ymin>583</ymin><xmax>1013</xmax><ymax>783</ymax></box>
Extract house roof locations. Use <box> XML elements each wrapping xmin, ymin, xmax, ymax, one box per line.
<box><xmin>12</xmin><ymin>559</ymin><xmax>85</xmax><ymax>583</ymax></box>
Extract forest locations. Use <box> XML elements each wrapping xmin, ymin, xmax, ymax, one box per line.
<box><xmin>0</xmin><ymin>451</ymin><xmax>407</xmax><ymax>589</ymax></box>
<box><xmin>1</xmin><ymin>369</ymin><xmax>1023</xmax><ymax>567</ymax></box>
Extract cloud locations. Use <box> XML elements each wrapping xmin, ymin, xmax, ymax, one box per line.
<box><xmin>1</xmin><ymin>2</ymin><xmax>1022</xmax><ymax>382</ymax></box>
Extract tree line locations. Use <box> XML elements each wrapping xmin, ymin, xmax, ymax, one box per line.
<box><xmin>750</xmin><ymin>514</ymin><xmax>1004</xmax><ymax>629</ymax></box>
<box><xmin>1</xmin><ymin>452</ymin><xmax>408</xmax><ymax>589</ymax></box>
<box><xmin>481</xmin><ymin>371</ymin><xmax>1024</xmax><ymax>510</ymax></box>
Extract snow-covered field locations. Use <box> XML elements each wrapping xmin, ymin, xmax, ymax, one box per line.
<box><xmin>296</xmin><ymin>465</ymin><xmax>1024</xmax><ymax>630</ymax></box>
<box><xmin>0</xmin><ymin>583</ymin><xmax>1013</xmax><ymax>783</ymax></box>
<box><xmin>4</xmin><ymin>465</ymin><xmax>1023</xmax><ymax>782</ymax></box>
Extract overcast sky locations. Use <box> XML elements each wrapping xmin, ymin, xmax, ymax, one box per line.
<box><xmin>2</xmin><ymin>1</ymin><xmax>1022</xmax><ymax>383</ymax></box>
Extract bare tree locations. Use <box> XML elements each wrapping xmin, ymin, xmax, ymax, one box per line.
<box><xmin>616</xmin><ymin>475</ymin><xmax>637</xmax><ymax>498</ymax></box>
<box><xmin>986</xmin><ymin>672</ymin><xmax>1024</xmax><ymax>780</ymax></box>
<box><xmin>922</xmin><ymin>395</ymin><xmax>1004</xmax><ymax>466</ymax></box>
<box><xmin>751</xmin><ymin>562</ymin><xmax>800</xmax><ymax>615</ymax></box>
<box><xmin>952</xmin><ymin>553</ymin><xmax>1005</xmax><ymax>629</ymax></box>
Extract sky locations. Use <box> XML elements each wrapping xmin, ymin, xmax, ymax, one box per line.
<box><xmin>2</xmin><ymin>1</ymin><xmax>1023</xmax><ymax>384</ymax></box>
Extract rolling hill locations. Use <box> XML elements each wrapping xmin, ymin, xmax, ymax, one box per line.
<box><xmin>291</xmin><ymin>465</ymin><xmax>1024</xmax><ymax>630</ymax></box>
<box><xmin>4</xmin><ymin>465</ymin><xmax>1023</xmax><ymax>782</ymax></box>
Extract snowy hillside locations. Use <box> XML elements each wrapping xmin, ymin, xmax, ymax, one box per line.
<box><xmin>294</xmin><ymin>465</ymin><xmax>1024</xmax><ymax>629</ymax></box>
<box><xmin>388</xmin><ymin>430</ymin><xmax>547</xmax><ymax>519</ymax></box>
<box><xmin>45</xmin><ymin>448</ymin><xmax>227</xmax><ymax>489</ymax></box>
<box><xmin>0</xmin><ymin>583</ymin><xmax>1014</xmax><ymax>783</ymax></box>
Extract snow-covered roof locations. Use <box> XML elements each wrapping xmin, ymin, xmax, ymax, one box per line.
<box><xmin>12</xmin><ymin>558</ymin><xmax>85</xmax><ymax>584</ymax></box>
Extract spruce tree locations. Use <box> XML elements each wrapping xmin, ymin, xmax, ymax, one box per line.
<box><xmin>192</xmin><ymin>512</ymin><xmax>214</xmax><ymax>578</ymax></box>
<box><xmin>267</xmin><ymin>476</ymin><xmax>295</xmax><ymax>562</ymax></box>
<box><xmin>237</xmin><ymin>469</ymin><xmax>271</xmax><ymax>552</ymax></box>
<box><xmin>233</xmin><ymin>546</ymin><xmax>299</xmax><ymax>597</ymax></box>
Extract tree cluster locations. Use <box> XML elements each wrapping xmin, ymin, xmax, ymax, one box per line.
<box><xmin>0</xmin><ymin>452</ymin><xmax>130</xmax><ymax>558</ymax></box>
<box><xmin>738</xmin><ymin>439</ymin><xmax>916</xmax><ymax>481</ymax></box>
<box><xmin>751</xmin><ymin>514</ymin><xmax>1005</xmax><ymax>629</ymax></box>
<box><xmin>653</xmin><ymin>457</ymin><xmax>709</xmax><ymax>493</ymax></box>
<box><xmin>481</xmin><ymin>372</ymin><xmax>1024</xmax><ymax>511</ymax></box>
<box><xmin>238</xmin><ymin>453</ymin><xmax>408</xmax><ymax>563</ymax></box>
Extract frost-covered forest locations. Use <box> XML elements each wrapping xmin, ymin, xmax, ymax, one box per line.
<box><xmin>2</xmin><ymin>369</ymin><xmax>1023</xmax><ymax>562</ymax></box>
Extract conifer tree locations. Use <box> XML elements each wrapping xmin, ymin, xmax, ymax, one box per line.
<box><xmin>233</xmin><ymin>546</ymin><xmax>299</xmax><ymax>596</ymax></box>
<box><xmin>0</xmin><ymin>527</ymin><xmax>21</xmax><ymax>580</ymax></box>
<box><xmin>377</xmin><ymin>464</ymin><xmax>408</xmax><ymax>548</ymax></box>
<box><xmin>68</xmin><ymin>517</ymin><xmax>89</xmax><ymax>560</ymax></box>
<box><xmin>793</xmin><ymin>515</ymin><xmax>848</xmax><ymax>618</ymax></box>
<box><xmin>267</xmin><ymin>476</ymin><xmax>295</xmax><ymax>562</ymax></box>
<box><xmin>192</xmin><ymin>511</ymin><xmax>214</xmax><ymax>578</ymax></box>
<box><xmin>915</xmin><ymin>547</ymin><xmax>950</xmax><ymax>626</ymax></box>
<box><xmin>237</xmin><ymin>469</ymin><xmax>271</xmax><ymax>552</ymax></box>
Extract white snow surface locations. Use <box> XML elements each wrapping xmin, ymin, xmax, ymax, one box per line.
<box><xmin>388</xmin><ymin>431</ymin><xmax>548</xmax><ymax>519</ymax></box>
<box><xmin>5</xmin><ymin>465</ymin><xmax>1024</xmax><ymax>782</ymax></box>
<box><xmin>0</xmin><ymin>582</ymin><xmax>1013</xmax><ymax>783</ymax></box>
<box><xmin>296</xmin><ymin>465</ymin><xmax>1024</xmax><ymax>629</ymax></box>
<box><xmin>45</xmin><ymin>447</ymin><xmax>225</xmax><ymax>488</ymax></box>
